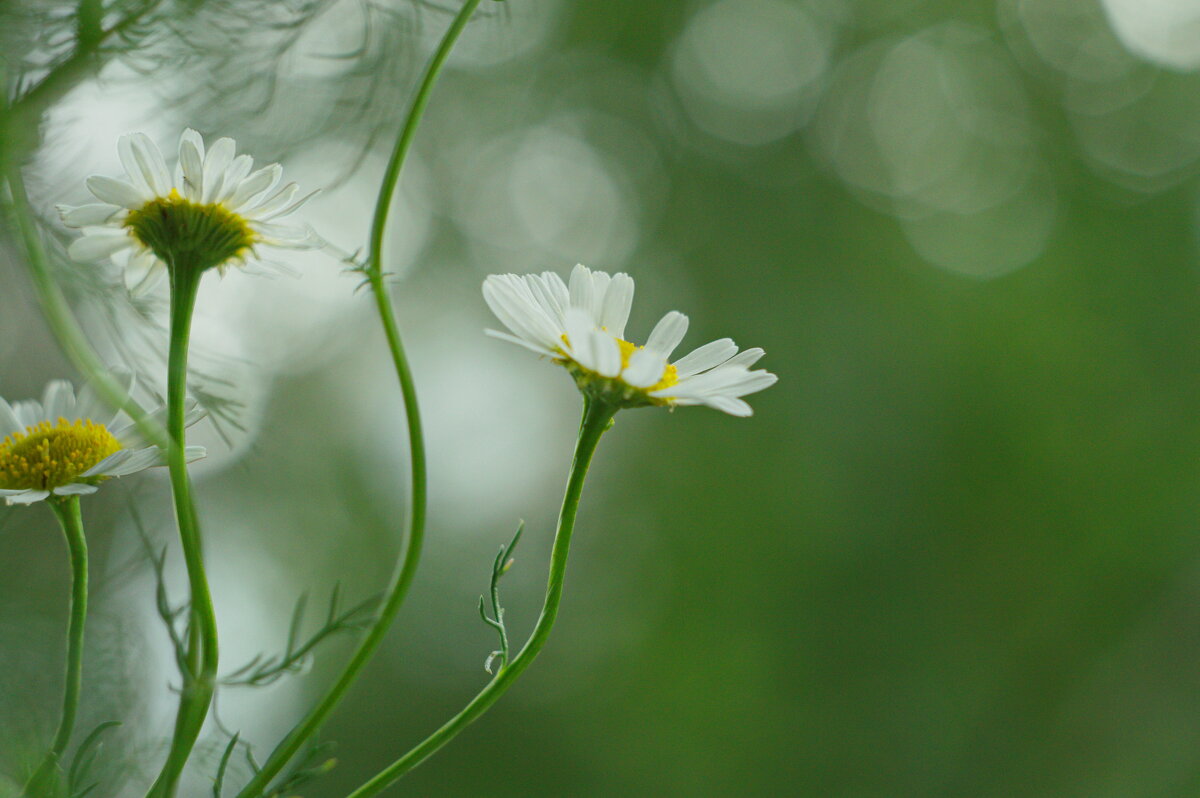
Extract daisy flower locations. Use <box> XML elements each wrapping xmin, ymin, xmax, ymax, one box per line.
<box><xmin>483</xmin><ymin>264</ymin><xmax>777</xmax><ymax>416</ymax></box>
<box><xmin>58</xmin><ymin>129</ymin><xmax>320</xmax><ymax>294</ymax></box>
<box><xmin>0</xmin><ymin>379</ymin><xmax>205</xmax><ymax>506</ymax></box>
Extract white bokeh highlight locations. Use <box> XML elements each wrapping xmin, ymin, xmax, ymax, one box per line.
<box><xmin>670</xmin><ymin>0</ymin><xmax>835</xmax><ymax>146</ymax></box>
<box><xmin>1101</xmin><ymin>0</ymin><xmax>1200</xmax><ymax>71</ymax></box>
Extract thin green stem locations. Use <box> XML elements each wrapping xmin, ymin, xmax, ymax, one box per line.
<box><xmin>491</xmin><ymin>554</ymin><xmax>511</xmax><ymax>667</ymax></box>
<box><xmin>22</xmin><ymin>496</ymin><xmax>89</xmax><ymax>797</ymax></box>
<box><xmin>3</xmin><ymin>167</ymin><xmax>166</xmax><ymax>449</ymax></box>
<box><xmin>347</xmin><ymin>398</ymin><xmax>618</xmax><ymax>797</ymax></box>
<box><xmin>365</xmin><ymin>0</ymin><xmax>484</xmax><ymax>274</ymax></box>
<box><xmin>146</xmin><ymin>266</ymin><xmax>219</xmax><ymax>798</ymax></box>
<box><xmin>235</xmin><ymin>1</ymin><xmax>481</xmax><ymax>794</ymax></box>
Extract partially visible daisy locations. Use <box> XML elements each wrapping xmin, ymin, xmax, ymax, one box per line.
<box><xmin>483</xmin><ymin>264</ymin><xmax>777</xmax><ymax>416</ymax></box>
<box><xmin>0</xmin><ymin>379</ymin><xmax>205</xmax><ymax>505</ymax></box>
<box><xmin>58</xmin><ymin>130</ymin><xmax>320</xmax><ymax>294</ymax></box>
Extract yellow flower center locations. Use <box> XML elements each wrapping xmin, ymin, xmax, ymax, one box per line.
<box><xmin>124</xmin><ymin>189</ymin><xmax>256</xmax><ymax>274</ymax></box>
<box><xmin>614</xmin><ymin>339</ymin><xmax>679</xmax><ymax>393</ymax></box>
<box><xmin>0</xmin><ymin>419</ymin><xmax>121</xmax><ymax>491</ymax></box>
<box><xmin>561</xmin><ymin>334</ymin><xmax>679</xmax><ymax>406</ymax></box>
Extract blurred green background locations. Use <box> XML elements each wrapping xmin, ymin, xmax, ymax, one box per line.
<box><xmin>6</xmin><ymin>0</ymin><xmax>1200</xmax><ymax>795</ymax></box>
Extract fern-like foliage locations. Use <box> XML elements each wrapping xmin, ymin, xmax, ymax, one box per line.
<box><xmin>221</xmin><ymin>585</ymin><xmax>379</xmax><ymax>688</ymax></box>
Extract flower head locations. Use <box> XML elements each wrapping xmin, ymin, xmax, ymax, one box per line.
<box><xmin>58</xmin><ymin>130</ymin><xmax>320</xmax><ymax>294</ymax></box>
<box><xmin>0</xmin><ymin>379</ymin><xmax>205</xmax><ymax>505</ymax></box>
<box><xmin>483</xmin><ymin>264</ymin><xmax>777</xmax><ymax>416</ymax></box>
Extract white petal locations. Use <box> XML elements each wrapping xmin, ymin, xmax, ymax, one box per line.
<box><xmin>725</xmin><ymin>347</ymin><xmax>765</xmax><ymax>369</ymax></box>
<box><xmin>251</xmin><ymin>221</ymin><xmax>317</xmax><ymax>247</ymax></box>
<box><xmin>568</xmin><ymin>264</ymin><xmax>597</xmax><ymax>322</ymax></box>
<box><xmin>228</xmin><ymin>164</ymin><xmax>282</xmax><ymax>208</ymax></box>
<box><xmin>85</xmin><ymin>175</ymin><xmax>148</xmax><ymax>209</ymax></box>
<box><xmin>124</xmin><ymin>251</ymin><xmax>165</xmax><ymax>296</ymax></box>
<box><xmin>215</xmin><ymin>154</ymin><xmax>253</xmax><ymax>202</ymax></box>
<box><xmin>5</xmin><ymin>490</ymin><xmax>49</xmax><ymax>505</ymax></box>
<box><xmin>672</xmin><ymin>338</ymin><xmax>738</xmax><ymax>378</ymax></box>
<box><xmin>118</xmin><ymin>134</ymin><xmax>152</xmax><ymax>194</ymax></box>
<box><xmin>0</xmin><ymin>398</ymin><xmax>22</xmax><ymax>437</ymax></box>
<box><xmin>80</xmin><ymin>368</ymin><xmax>135</xmax><ymax>429</ymax></box>
<box><xmin>91</xmin><ymin>444</ymin><xmax>200</xmax><ymax>477</ymax></box>
<box><xmin>590</xmin><ymin>330</ymin><xmax>622</xmax><ymax>378</ymax></box>
<box><xmin>42</xmin><ymin>380</ymin><xmax>76</xmax><ymax>420</ymax></box>
<box><xmin>236</xmin><ymin>257</ymin><xmax>293</xmax><ymax>277</ymax></box>
<box><xmin>663</xmin><ymin>366</ymin><xmax>778</xmax><ymax>400</ymax></box>
<box><xmin>108</xmin><ymin>447</ymin><xmax>165</xmax><ymax>475</ymax></box>
<box><xmin>110</xmin><ymin>400</ymin><xmax>204</xmax><ymax>449</ymax></box>
<box><xmin>563</xmin><ymin>307</ymin><xmax>597</xmax><ymax>370</ymax></box>
<box><xmin>482</xmin><ymin>275</ymin><xmax>564</xmax><ymax>352</ymax></box>
<box><xmin>69</xmin><ymin>230</ymin><xmax>132</xmax><ymax>262</ymax></box>
<box><xmin>700</xmin><ymin>395</ymin><xmax>754</xmax><ymax>416</ymax></box>
<box><xmin>534</xmin><ymin>271</ymin><xmax>570</xmax><ymax>327</ymax></box>
<box><xmin>660</xmin><ymin>366</ymin><xmax>744</xmax><ymax>397</ymax></box>
<box><xmin>644</xmin><ymin>311</ymin><xmax>689</xmax><ymax>359</ymax></box>
<box><xmin>256</xmin><ymin>188</ymin><xmax>318</xmax><ymax>222</ymax></box>
<box><xmin>178</xmin><ymin>132</ymin><xmax>206</xmax><ymax>201</ymax></box>
<box><xmin>73</xmin><ymin>385</ymin><xmax>104</xmax><ymax>426</ymax></box>
<box><xmin>622</xmin><ymin>347</ymin><xmax>668</xmax><ymax>388</ymax></box>
<box><xmin>75</xmin><ymin>386</ymin><xmax>108</xmax><ymax>428</ymax></box>
<box><xmin>83</xmin><ymin>448</ymin><xmax>140</xmax><ymax>477</ymax></box>
<box><xmin>482</xmin><ymin>277</ymin><xmax>539</xmax><ymax>341</ymax></box>
<box><xmin>484</xmin><ymin>328</ymin><xmax>557</xmax><ymax>357</ymax></box>
<box><xmin>118</xmin><ymin>133</ymin><xmax>170</xmax><ymax>196</ymax></box>
<box><xmin>587</xmin><ymin>271</ymin><xmax>611</xmax><ymax>320</ymax></box>
<box><xmin>519</xmin><ymin>273</ymin><xmax>563</xmax><ymax>328</ymax></box>
<box><xmin>57</xmin><ymin>203</ymin><xmax>120</xmax><ymax>227</ymax></box>
<box><xmin>53</xmin><ymin>483</ymin><xmax>99</xmax><ymax>496</ymax></box>
<box><xmin>599</xmin><ymin>273</ymin><xmax>634</xmax><ymax>339</ymax></box>
<box><xmin>245</xmin><ymin>182</ymin><xmax>298</xmax><ymax>219</ymax></box>
<box><xmin>201</xmin><ymin>137</ymin><xmax>237</xmax><ymax>204</ymax></box>
<box><xmin>12</xmin><ymin>400</ymin><xmax>43</xmax><ymax>427</ymax></box>
<box><xmin>180</xmin><ymin>128</ymin><xmax>206</xmax><ymax>161</ymax></box>
<box><xmin>711</xmin><ymin>369</ymin><xmax>778</xmax><ymax>397</ymax></box>
<box><xmin>132</xmin><ymin>133</ymin><xmax>172</xmax><ymax>194</ymax></box>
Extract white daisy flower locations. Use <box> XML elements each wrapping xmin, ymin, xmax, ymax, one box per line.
<box><xmin>0</xmin><ymin>379</ymin><xmax>205</xmax><ymax>506</ymax></box>
<box><xmin>483</xmin><ymin>264</ymin><xmax>778</xmax><ymax>416</ymax></box>
<box><xmin>57</xmin><ymin>129</ymin><xmax>320</xmax><ymax>294</ymax></box>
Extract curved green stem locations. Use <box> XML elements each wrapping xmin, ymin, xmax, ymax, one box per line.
<box><xmin>146</xmin><ymin>266</ymin><xmax>219</xmax><ymax>798</ymax></box>
<box><xmin>364</xmin><ymin>0</ymin><xmax>484</xmax><ymax>274</ymax></box>
<box><xmin>22</xmin><ymin>496</ymin><xmax>89</xmax><ymax>797</ymax></box>
<box><xmin>347</xmin><ymin>398</ymin><xmax>617</xmax><ymax>797</ymax></box>
<box><xmin>234</xmin><ymin>2</ymin><xmax>481</xmax><ymax>794</ymax></box>
<box><xmin>3</xmin><ymin>167</ymin><xmax>166</xmax><ymax>449</ymax></box>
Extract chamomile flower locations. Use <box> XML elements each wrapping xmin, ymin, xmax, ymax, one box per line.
<box><xmin>58</xmin><ymin>130</ymin><xmax>320</xmax><ymax>294</ymax></box>
<box><xmin>483</xmin><ymin>264</ymin><xmax>777</xmax><ymax>416</ymax></box>
<box><xmin>0</xmin><ymin>380</ymin><xmax>205</xmax><ymax>506</ymax></box>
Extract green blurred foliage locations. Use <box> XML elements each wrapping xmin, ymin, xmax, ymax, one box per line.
<box><xmin>6</xmin><ymin>0</ymin><xmax>1200</xmax><ymax>796</ymax></box>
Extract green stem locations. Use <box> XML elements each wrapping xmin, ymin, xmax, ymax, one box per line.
<box><xmin>365</xmin><ymin>0</ymin><xmax>484</xmax><ymax>274</ymax></box>
<box><xmin>22</xmin><ymin>496</ymin><xmax>89</xmax><ymax>797</ymax></box>
<box><xmin>2</xmin><ymin>2</ymin><xmax>165</xmax><ymax>165</ymax></box>
<box><xmin>146</xmin><ymin>266</ymin><xmax>219</xmax><ymax>798</ymax></box>
<box><xmin>2</xmin><ymin>167</ymin><xmax>167</xmax><ymax>449</ymax></box>
<box><xmin>491</xmin><ymin>556</ymin><xmax>511</xmax><ymax>668</ymax></box>
<box><xmin>235</xmin><ymin>1</ymin><xmax>481</xmax><ymax>794</ymax></box>
<box><xmin>347</xmin><ymin>398</ymin><xmax>618</xmax><ymax>797</ymax></box>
